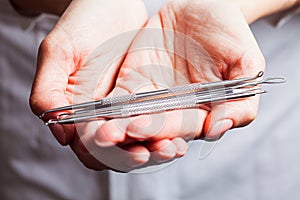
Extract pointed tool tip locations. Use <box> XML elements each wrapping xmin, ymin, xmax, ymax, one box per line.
<box><xmin>45</xmin><ymin>119</ymin><xmax>58</xmax><ymax>126</ymax></box>
<box><xmin>39</xmin><ymin>113</ymin><xmax>46</xmax><ymax>119</ymax></box>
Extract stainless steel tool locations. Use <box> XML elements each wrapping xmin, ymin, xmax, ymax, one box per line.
<box><xmin>41</xmin><ymin>71</ymin><xmax>285</xmax><ymax>125</ymax></box>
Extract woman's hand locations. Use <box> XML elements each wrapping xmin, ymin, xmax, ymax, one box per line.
<box><xmin>29</xmin><ymin>0</ymin><xmax>299</xmax><ymax>171</ymax></box>
<box><xmin>95</xmin><ymin>0</ymin><xmax>265</xmax><ymax>149</ymax></box>
<box><xmin>29</xmin><ymin>0</ymin><xmax>151</xmax><ymax>171</ymax></box>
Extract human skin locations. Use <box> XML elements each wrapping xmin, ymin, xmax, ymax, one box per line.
<box><xmin>18</xmin><ymin>0</ymin><xmax>188</xmax><ymax>171</ymax></box>
<box><xmin>94</xmin><ymin>0</ymin><xmax>265</xmax><ymax>147</ymax></box>
<box><xmin>91</xmin><ymin>0</ymin><xmax>300</xmax><ymax>167</ymax></box>
<box><xmin>94</xmin><ymin>0</ymin><xmax>299</xmax><ymax>148</ymax></box>
<box><xmin>20</xmin><ymin>0</ymin><xmax>300</xmax><ymax>171</ymax></box>
<box><xmin>231</xmin><ymin>0</ymin><xmax>300</xmax><ymax>23</ymax></box>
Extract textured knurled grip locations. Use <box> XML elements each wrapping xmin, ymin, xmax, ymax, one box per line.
<box><xmin>102</xmin><ymin>94</ymin><xmax>137</xmax><ymax>105</ymax></box>
<box><xmin>170</xmin><ymin>83</ymin><xmax>203</xmax><ymax>93</ymax></box>
<box><xmin>121</xmin><ymin>95</ymin><xmax>197</xmax><ymax>117</ymax></box>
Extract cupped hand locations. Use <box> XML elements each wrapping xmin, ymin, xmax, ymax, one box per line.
<box><xmin>29</xmin><ymin>0</ymin><xmax>155</xmax><ymax>171</ymax></box>
<box><xmin>95</xmin><ymin>0</ymin><xmax>265</xmax><ymax>151</ymax></box>
<box><xmin>30</xmin><ymin>0</ymin><xmax>266</xmax><ymax>172</ymax></box>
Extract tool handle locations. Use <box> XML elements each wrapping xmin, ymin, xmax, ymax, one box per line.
<box><xmin>121</xmin><ymin>94</ymin><xmax>198</xmax><ymax>117</ymax></box>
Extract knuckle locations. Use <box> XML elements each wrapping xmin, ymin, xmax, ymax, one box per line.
<box><xmin>38</xmin><ymin>36</ymin><xmax>56</xmax><ymax>57</ymax></box>
<box><xmin>229</xmin><ymin>50</ymin><xmax>266</xmax><ymax>78</ymax></box>
<box><xmin>29</xmin><ymin>92</ymin><xmax>40</xmax><ymax>116</ymax></box>
<box><xmin>39</xmin><ymin>37</ymin><xmax>51</xmax><ymax>52</ymax></box>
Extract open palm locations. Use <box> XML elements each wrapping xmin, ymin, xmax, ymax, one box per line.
<box><xmin>30</xmin><ymin>0</ymin><xmax>153</xmax><ymax>170</ymax></box>
<box><xmin>96</xmin><ymin>0</ymin><xmax>265</xmax><ymax>151</ymax></box>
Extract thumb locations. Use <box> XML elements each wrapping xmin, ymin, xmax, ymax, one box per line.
<box><xmin>203</xmin><ymin>58</ymin><xmax>264</xmax><ymax>140</ymax></box>
<box><xmin>203</xmin><ymin>42</ymin><xmax>265</xmax><ymax>140</ymax></box>
<box><xmin>30</xmin><ymin>36</ymin><xmax>76</xmax><ymax>145</ymax></box>
<box><xmin>203</xmin><ymin>96</ymin><xmax>259</xmax><ymax>140</ymax></box>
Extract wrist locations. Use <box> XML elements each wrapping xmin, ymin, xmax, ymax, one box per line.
<box><xmin>229</xmin><ymin>0</ymin><xmax>300</xmax><ymax>24</ymax></box>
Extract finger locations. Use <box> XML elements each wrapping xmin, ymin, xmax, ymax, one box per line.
<box><xmin>146</xmin><ymin>137</ymin><xmax>189</xmax><ymax>164</ymax></box>
<box><xmin>94</xmin><ymin>112</ymin><xmax>194</xmax><ymax>156</ymax></box>
<box><xmin>95</xmin><ymin>108</ymin><xmax>207</xmax><ymax>146</ymax></box>
<box><xmin>30</xmin><ymin>34</ymin><xmax>76</xmax><ymax>115</ymax></box>
<box><xmin>70</xmin><ymin>133</ymin><xmax>109</xmax><ymax>171</ymax></box>
<box><xmin>94</xmin><ymin>119</ymin><xmax>128</xmax><ymax>147</ymax></box>
<box><xmin>201</xmin><ymin>39</ymin><xmax>266</xmax><ymax>140</ymax></box>
<box><xmin>30</xmin><ymin>36</ymin><xmax>78</xmax><ymax>145</ymax></box>
<box><xmin>203</xmin><ymin>96</ymin><xmax>259</xmax><ymax>140</ymax></box>
<box><xmin>171</xmin><ymin>137</ymin><xmax>189</xmax><ymax>157</ymax></box>
<box><xmin>202</xmin><ymin>52</ymin><xmax>265</xmax><ymax>140</ymax></box>
<box><xmin>90</xmin><ymin>141</ymin><xmax>151</xmax><ymax>172</ymax></box>
<box><xmin>147</xmin><ymin>139</ymin><xmax>177</xmax><ymax>163</ymax></box>
<box><xmin>122</xmin><ymin>144</ymin><xmax>151</xmax><ymax>169</ymax></box>
<box><xmin>92</xmin><ymin>83</ymin><xmax>163</xmax><ymax>148</ymax></box>
<box><xmin>126</xmin><ymin>109</ymin><xmax>207</xmax><ymax>141</ymax></box>
<box><xmin>74</xmin><ymin>137</ymin><xmax>151</xmax><ymax>171</ymax></box>
<box><xmin>48</xmin><ymin>123</ymin><xmax>75</xmax><ymax>146</ymax></box>
<box><xmin>74</xmin><ymin>133</ymin><xmax>150</xmax><ymax>172</ymax></box>
<box><xmin>76</xmin><ymin>121</ymin><xmax>151</xmax><ymax>172</ymax></box>
<box><xmin>92</xmin><ymin>87</ymin><xmax>134</xmax><ymax>148</ymax></box>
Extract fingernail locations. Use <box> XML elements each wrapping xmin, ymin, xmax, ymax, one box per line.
<box><xmin>94</xmin><ymin>130</ymin><xmax>120</xmax><ymax>147</ymax></box>
<box><xmin>126</xmin><ymin>160</ymin><xmax>144</xmax><ymax>168</ymax></box>
<box><xmin>155</xmin><ymin>145</ymin><xmax>176</xmax><ymax>163</ymax></box>
<box><xmin>94</xmin><ymin>134</ymin><xmax>114</xmax><ymax>147</ymax></box>
<box><xmin>108</xmin><ymin>130</ymin><xmax>125</xmax><ymax>142</ymax></box>
<box><xmin>173</xmin><ymin>139</ymin><xmax>189</xmax><ymax>156</ymax></box>
<box><xmin>206</xmin><ymin>119</ymin><xmax>233</xmax><ymax>140</ymax></box>
<box><xmin>126</xmin><ymin>154</ymin><xmax>149</xmax><ymax>168</ymax></box>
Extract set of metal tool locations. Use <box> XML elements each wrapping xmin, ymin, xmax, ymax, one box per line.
<box><xmin>40</xmin><ymin>71</ymin><xmax>285</xmax><ymax>125</ymax></box>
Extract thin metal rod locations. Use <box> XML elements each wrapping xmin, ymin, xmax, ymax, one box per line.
<box><xmin>43</xmin><ymin>72</ymin><xmax>285</xmax><ymax>125</ymax></box>
<box><xmin>67</xmin><ymin>84</ymin><xmax>253</xmax><ymax>118</ymax></box>
<box><xmin>40</xmin><ymin>71</ymin><xmax>265</xmax><ymax>119</ymax></box>
<box><xmin>72</xmin><ymin>77</ymin><xmax>266</xmax><ymax>116</ymax></box>
<box><xmin>47</xmin><ymin>88</ymin><xmax>264</xmax><ymax>125</ymax></box>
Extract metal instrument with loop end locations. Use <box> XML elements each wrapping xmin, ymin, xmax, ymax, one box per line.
<box><xmin>41</xmin><ymin>71</ymin><xmax>285</xmax><ymax>125</ymax></box>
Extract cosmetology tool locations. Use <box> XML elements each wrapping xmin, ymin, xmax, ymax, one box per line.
<box><xmin>41</xmin><ymin>71</ymin><xmax>285</xmax><ymax>125</ymax></box>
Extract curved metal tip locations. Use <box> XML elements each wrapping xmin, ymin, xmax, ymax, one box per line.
<box><xmin>39</xmin><ymin>113</ymin><xmax>46</xmax><ymax>119</ymax></box>
<box><xmin>257</xmin><ymin>71</ymin><xmax>264</xmax><ymax>78</ymax></box>
<box><xmin>258</xmin><ymin>90</ymin><xmax>268</xmax><ymax>95</ymax></box>
<box><xmin>45</xmin><ymin>119</ymin><xmax>58</xmax><ymax>126</ymax></box>
<box><xmin>261</xmin><ymin>77</ymin><xmax>286</xmax><ymax>84</ymax></box>
<box><xmin>57</xmin><ymin>113</ymin><xmax>71</xmax><ymax>119</ymax></box>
